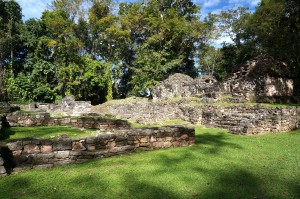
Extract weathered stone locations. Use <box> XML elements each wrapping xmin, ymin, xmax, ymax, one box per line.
<box><xmin>13</xmin><ymin>150</ymin><xmax>22</xmax><ymax>157</ymax></box>
<box><xmin>106</xmin><ymin>141</ymin><xmax>116</xmax><ymax>149</ymax></box>
<box><xmin>54</xmin><ymin>160</ymin><xmax>74</xmax><ymax>166</ymax></box>
<box><xmin>7</xmin><ymin>141</ymin><xmax>23</xmax><ymax>150</ymax></box>
<box><xmin>0</xmin><ymin>157</ymin><xmax>3</xmax><ymax>165</ymax></box>
<box><xmin>41</xmin><ymin>145</ymin><xmax>53</xmax><ymax>153</ymax></box>
<box><xmin>172</xmin><ymin>141</ymin><xmax>180</xmax><ymax>147</ymax></box>
<box><xmin>140</xmin><ymin>137</ymin><xmax>149</xmax><ymax>143</ymax></box>
<box><xmin>24</xmin><ymin>145</ymin><xmax>40</xmax><ymax>153</ymax></box>
<box><xmin>163</xmin><ymin>142</ymin><xmax>172</xmax><ymax>148</ymax></box>
<box><xmin>180</xmin><ymin>134</ymin><xmax>189</xmax><ymax>140</ymax></box>
<box><xmin>86</xmin><ymin>136</ymin><xmax>97</xmax><ymax>144</ymax></box>
<box><xmin>25</xmin><ymin>119</ymin><xmax>34</xmax><ymax>126</ymax></box>
<box><xmin>55</xmin><ymin>151</ymin><xmax>70</xmax><ymax>159</ymax></box>
<box><xmin>152</xmin><ymin>73</ymin><xmax>216</xmax><ymax>100</ymax></box>
<box><xmin>86</xmin><ymin>144</ymin><xmax>96</xmax><ymax>151</ymax></box>
<box><xmin>36</xmin><ymin>153</ymin><xmax>55</xmax><ymax>159</ymax></box>
<box><xmin>53</xmin><ymin>140</ymin><xmax>72</xmax><ymax>151</ymax></box>
<box><xmin>72</xmin><ymin>141</ymin><xmax>86</xmax><ymax>151</ymax></box>
<box><xmin>165</xmin><ymin>136</ymin><xmax>173</xmax><ymax>141</ymax></box>
<box><xmin>150</xmin><ymin>136</ymin><xmax>156</xmax><ymax>142</ymax></box>
<box><xmin>0</xmin><ymin>166</ymin><xmax>6</xmax><ymax>174</ymax></box>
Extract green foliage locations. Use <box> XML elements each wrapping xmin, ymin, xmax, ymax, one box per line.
<box><xmin>4</xmin><ymin>0</ymin><xmax>299</xmax><ymax>103</ymax></box>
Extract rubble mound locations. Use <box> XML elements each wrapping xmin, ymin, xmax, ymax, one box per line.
<box><xmin>152</xmin><ymin>73</ymin><xmax>216</xmax><ymax>100</ymax></box>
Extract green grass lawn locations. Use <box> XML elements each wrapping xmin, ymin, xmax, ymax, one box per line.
<box><xmin>0</xmin><ymin>126</ymin><xmax>98</xmax><ymax>143</ymax></box>
<box><xmin>0</xmin><ymin>126</ymin><xmax>300</xmax><ymax>199</ymax></box>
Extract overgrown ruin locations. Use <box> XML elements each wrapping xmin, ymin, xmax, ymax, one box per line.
<box><xmin>0</xmin><ymin>55</ymin><xmax>299</xmax><ymax>176</ymax></box>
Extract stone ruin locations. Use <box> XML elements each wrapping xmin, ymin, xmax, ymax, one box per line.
<box><xmin>24</xmin><ymin>95</ymin><xmax>91</xmax><ymax>116</ymax></box>
<box><xmin>152</xmin><ymin>73</ymin><xmax>217</xmax><ymax>100</ymax></box>
<box><xmin>0</xmin><ymin>55</ymin><xmax>299</xmax><ymax>176</ymax></box>
<box><xmin>91</xmin><ymin>55</ymin><xmax>299</xmax><ymax>135</ymax></box>
<box><xmin>152</xmin><ymin>55</ymin><xmax>295</xmax><ymax>103</ymax></box>
<box><xmin>220</xmin><ymin>55</ymin><xmax>294</xmax><ymax>102</ymax></box>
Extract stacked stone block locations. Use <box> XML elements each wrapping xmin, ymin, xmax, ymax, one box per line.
<box><xmin>5</xmin><ymin>126</ymin><xmax>195</xmax><ymax>171</ymax></box>
<box><xmin>5</xmin><ymin>112</ymin><xmax>131</xmax><ymax>129</ymax></box>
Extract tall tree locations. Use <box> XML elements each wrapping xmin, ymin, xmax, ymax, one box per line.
<box><xmin>0</xmin><ymin>0</ymin><xmax>22</xmax><ymax>101</ymax></box>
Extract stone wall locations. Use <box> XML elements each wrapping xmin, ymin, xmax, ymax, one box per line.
<box><xmin>201</xmin><ymin>105</ymin><xmax>300</xmax><ymax>134</ymax></box>
<box><xmin>93</xmin><ymin>101</ymin><xmax>300</xmax><ymax>135</ymax></box>
<box><xmin>265</xmin><ymin>75</ymin><xmax>294</xmax><ymax>97</ymax></box>
<box><xmin>96</xmin><ymin>100</ymin><xmax>202</xmax><ymax>124</ymax></box>
<box><xmin>5</xmin><ymin>112</ymin><xmax>131</xmax><ymax>130</ymax></box>
<box><xmin>3</xmin><ymin>126</ymin><xmax>195</xmax><ymax>171</ymax></box>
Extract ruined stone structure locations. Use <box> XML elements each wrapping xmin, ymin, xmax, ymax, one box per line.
<box><xmin>1</xmin><ymin>126</ymin><xmax>194</xmax><ymax>171</ymax></box>
<box><xmin>93</xmin><ymin>100</ymin><xmax>300</xmax><ymax>135</ymax></box>
<box><xmin>152</xmin><ymin>55</ymin><xmax>295</xmax><ymax>103</ymax></box>
<box><xmin>6</xmin><ymin>111</ymin><xmax>131</xmax><ymax>130</ymax></box>
<box><xmin>24</xmin><ymin>95</ymin><xmax>91</xmax><ymax>116</ymax></box>
<box><xmin>220</xmin><ymin>55</ymin><xmax>294</xmax><ymax>101</ymax></box>
<box><xmin>152</xmin><ymin>73</ymin><xmax>216</xmax><ymax>100</ymax></box>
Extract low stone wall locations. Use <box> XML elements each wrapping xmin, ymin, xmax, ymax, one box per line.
<box><xmin>5</xmin><ymin>112</ymin><xmax>131</xmax><ymax>130</ymax></box>
<box><xmin>3</xmin><ymin>126</ymin><xmax>194</xmax><ymax>171</ymax></box>
<box><xmin>94</xmin><ymin>101</ymin><xmax>300</xmax><ymax>135</ymax></box>
<box><xmin>202</xmin><ymin>105</ymin><xmax>300</xmax><ymax>134</ymax></box>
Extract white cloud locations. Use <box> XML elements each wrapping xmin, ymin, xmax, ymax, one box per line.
<box><xmin>202</xmin><ymin>0</ymin><xmax>220</xmax><ymax>8</ymax></box>
<box><xmin>213</xmin><ymin>35</ymin><xmax>233</xmax><ymax>48</ymax></box>
<box><xmin>17</xmin><ymin>0</ymin><xmax>50</xmax><ymax>20</ymax></box>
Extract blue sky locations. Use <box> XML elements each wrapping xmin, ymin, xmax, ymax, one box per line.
<box><xmin>17</xmin><ymin>0</ymin><xmax>260</xmax><ymax>21</ymax></box>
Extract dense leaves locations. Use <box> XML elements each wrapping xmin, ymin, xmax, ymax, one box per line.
<box><xmin>1</xmin><ymin>0</ymin><xmax>299</xmax><ymax>103</ymax></box>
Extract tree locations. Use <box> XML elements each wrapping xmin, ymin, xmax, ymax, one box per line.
<box><xmin>198</xmin><ymin>46</ymin><xmax>223</xmax><ymax>78</ymax></box>
<box><xmin>116</xmin><ymin>0</ymin><xmax>206</xmax><ymax>96</ymax></box>
<box><xmin>0</xmin><ymin>0</ymin><xmax>23</xmax><ymax>101</ymax></box>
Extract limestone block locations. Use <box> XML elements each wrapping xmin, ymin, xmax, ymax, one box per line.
<box><xmin>86</xmin><ymin>136</ymin><xmax>97</xmax><ymax>144</ymax></box>
<box><xmin>7</xmin><ymin>141</ymin><xmax>23</xmax><ymax>150</ymax></box>
<box><xmin>0</xmin><ymin>166</ymin><xmax>6</xmax><ymax>174</ymax></box>
<box><xmin>163</xmin><ymin>142</ymin><xmax>172</xmax><ymax>148</ymax></box>
<box><xmin>140</xmin><ymin>137</ymin><xmax>149</xmax><ymax>143</ymax></box>
<box><xmin>55</xmin><ymin>151</ymin><xmax>70</xmax><ymax>159</ymax></box>
<box><xmin>53</xmin><ymin>139</ymin><xmax>72</xmax><ymax>151</ymax></box>
<box><xmin>24</xmin><ymin>144</ymin><xmax>40</xmax><ymax>153</ymax></box>
<box><xmin>72</xmin><ymin>141</ymin><xmax>86</xmax><ymax>151</ymax></box>
<box><xmin>54</xmin><ymin>160</ymin><xmax>74</xmax><ymax>166</ymax></box>
<box><xmin>12</xmin><ymin>150</ymin><xmax>22</xmax><ymax>157</ymax></box>
<box><xmin>86</xmin><ymin>144</ymin><xmax>96</xmax><ymax>151</ymax></box>
<box><xmin>180</xmin><ymin>134</ymin><xmax>189</xmax><ymax>140</ymax></box>
<box><xmin>41</xmin><ymin>145</ymin><xmax>53</xmax><ymax>153</ymax></box>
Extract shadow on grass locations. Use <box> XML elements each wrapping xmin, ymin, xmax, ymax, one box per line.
<box><xmin>1</xmin><ymin>129</ymin><xmax>299</xmax><ymax>199</ymax></box>
<box><xmin>195</xmin><ymin>132</ymin><xmax>242</xmax><ymax>154</ymax></box>
<box><xmin>0</xmin><ymin>128</ymin><xmax>17</xmax><ymax>141</ymax></box>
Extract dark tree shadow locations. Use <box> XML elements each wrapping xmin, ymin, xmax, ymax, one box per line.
<box><xmin>0</xmin><ymin>146</ymin><xmax>16</xmax><ymax>174</ymax></box>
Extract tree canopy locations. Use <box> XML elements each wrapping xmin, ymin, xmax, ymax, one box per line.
<box><xmin>0</xmin><ymin>0</ymin><xmax>299</xmax><ymax>103</ymax></box>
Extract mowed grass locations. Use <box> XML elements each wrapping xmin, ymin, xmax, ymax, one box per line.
<box><xmin>0</xmin><ymin>126</ymin><xmax>300</xmax><ymax>199</ymax></box>
<box><xmin>0</xmin><ymin>126</ymin><xmax>97</xmax><ymax>143</ymax></box>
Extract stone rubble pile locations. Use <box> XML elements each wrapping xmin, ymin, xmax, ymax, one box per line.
<box><xmin>24</xmin><ymin>95</ymin><xmax>91</xmax><ymax>117</ymax></box>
